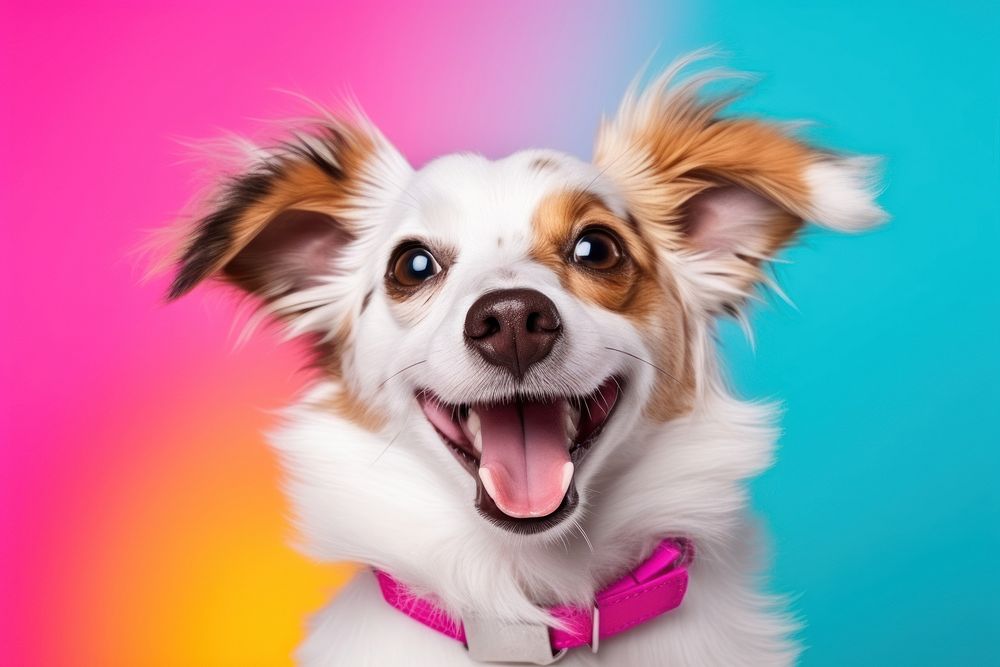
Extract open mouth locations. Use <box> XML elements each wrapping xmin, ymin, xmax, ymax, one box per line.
<box><xmin>417</xmin><ymin>377</ymin><xmax>621</xmax><ymax>534</ymax></box>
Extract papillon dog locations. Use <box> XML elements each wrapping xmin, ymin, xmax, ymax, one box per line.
<box><xmin>168</xmin><ymin>54</ymin><xmax>885</xmax><ymax>665</ymax></box>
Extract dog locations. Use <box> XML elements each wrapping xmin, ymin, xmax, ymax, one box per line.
<box><xmin>167</xmin><ymin>54</ymin><xmax>885</xmax><ymax>665</ymax></box>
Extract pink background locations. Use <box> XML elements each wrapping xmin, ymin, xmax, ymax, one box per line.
<box><xmin>0</xmin><ymin>2</ymin><xmax>680</xmax><ymax>664</ymax></box>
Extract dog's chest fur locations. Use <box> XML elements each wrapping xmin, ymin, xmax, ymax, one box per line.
<box><xmin>274</xmin><ymin>386</ymin><xmax>799</xmax><ymax>666</ymax></box>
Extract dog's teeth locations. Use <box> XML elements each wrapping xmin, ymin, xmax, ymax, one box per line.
<box><xmin>467</xmin><ymin>409</ymin><xmax>481</xmax><ymax>437</ymax></box>
<box><xmin>479</xmin><ymin>467</ymin><xmax>497</xmax><ymax>498</ymax></box>
<box><xmin>565</xmin><ymin>414</ymin><xmax>577</xmax><ymax>441</ymax></box>
<box><xmin>473</xmin><ymin>430</ymin><xmax>483</xmax><ymax>455</ymax></box>
<box><xmin>565</xmin><ymin>403</ymin><xmax>579</xmax><ymax>441</ymax></box>
<box><xmin>560</xmin><ymin>462</ymin><xmax>574</xmax><ymax>494</ymax></box>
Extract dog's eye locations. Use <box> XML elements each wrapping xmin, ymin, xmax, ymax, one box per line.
<box><xmin>571</xmin><ymin>229</ymin><xmax>623</xmax><ymax>271</ymax></box>
<box><xmin>390</xmin><ymin>245</ymin><xmax>441</xmax><ymax>286</ymax></box>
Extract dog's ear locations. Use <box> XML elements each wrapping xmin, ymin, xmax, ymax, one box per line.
<box><xmin>168</xmin><ymin>119</ymin><xmax>410</xmax><ymax>312</ymax></box>
<box><xmin>594</xmin><ymin>56</ymin><xmax>887</xmax><ymax>312</ymax></box>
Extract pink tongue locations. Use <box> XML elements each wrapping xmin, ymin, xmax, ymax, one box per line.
<box><xmin>477</xmin><ymin>400</ymin><xmax>572</xmax><ymax>519</ymax></box>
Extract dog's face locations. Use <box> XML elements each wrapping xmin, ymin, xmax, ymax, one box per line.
<box><xmin>169</xmin><ymin>63</ymin><xmax>884</xmax><ymax>542</ymax></box>
<box><xmin>353</xmin><ymin>150</ymin><xmax>688</xmax><ymax>532</ymax></box>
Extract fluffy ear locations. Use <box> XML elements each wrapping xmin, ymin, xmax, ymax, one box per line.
<box><xmin>168</xmin><ymin>117</ymin><xmax>410</xmax><ymax>316</ymax></box>
<box><xmin>594</xmin><ymin>55</ymin><xmax>887</xmax><ymax>311</ymax></box>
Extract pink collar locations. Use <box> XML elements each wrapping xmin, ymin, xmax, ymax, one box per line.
<box><xmin>375</xmin><ymin>538</ymin><xmax>692</xmax><ymax>664</ymax></box>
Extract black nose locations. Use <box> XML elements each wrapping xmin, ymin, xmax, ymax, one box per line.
<box><xmin>464</xmin><ymin>288</ymin><xmax>562</xmax><ymax>379</ymax></box>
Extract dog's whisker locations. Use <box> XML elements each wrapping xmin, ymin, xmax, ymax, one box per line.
<box><xmin>377</xmin><ymin>359</ymin><xmax>428</xmax><ymax>390</ymax></box>
<box><xmin>603</xmin><ymin>347</ymin><xmax>681</xmax><ymax>385</ymax></box>
<box><xmin>556</xmin><ymin>529</ymin><xmax>570</xmax><ymax>554</ymax></box>
<box><xmin>371</xmin><ymin>408</ymin><xmax>411</xmax><ymax>466</ymax></box>
<box><xmin>593</xmin><ymin>384</ymin><xmax>613</xmax><ymax>413</ymax></box>
<box><xmin>581</xmin><ymin>132</ymin><xmax>647</xmax><ymax>194</ymax></box>
<box><xmin>576</xmin><ymin>522</ymin><xmax>595</xmax><ymax>555</ymax></box>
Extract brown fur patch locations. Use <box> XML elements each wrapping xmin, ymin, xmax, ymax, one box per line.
<box><xmin>218</xmin><ymin>130</ymin><xmax>375</xmax><ymax>287</ymax></box>
<box><xmin>593</xmin><ymin>70</ymin><xmax>821</xmax><ymax>264</ymax></box>
<box><xmin>530</xmin><ymin>189</ymin><xmax>695</xmax><ymax>421</ymax></box>
<box><xmin>308</xmin><ymin>322</ymin><xmax>387</xmax><ymax>432</ymax></box>
<box><xmin>585</xmin><ymin>65</ymin><xmax>833</xmax><ymax>412</ymax></box>
<box><xmin>307</xmin><ymin>384</ymin><xmax>387</xmax><ymax>433</ymax></box>
<box><xmin>169</xmin><ymin>123</ymin><xmax>377</xmax><ymax>301</ymax></box>
<box><xmin>171</xmin><ymin>123</ymin><xmax>386</xmax><ymax>432</ymax></box>
<box><xmin>328</xmin><ymin>387</ymin><xmax>387</xmax><ymax>432</ymax></box>
<box><xmin>530</xmin><ymin>190</ymin><xmax>657</xmax><ymax>314</ymax></box>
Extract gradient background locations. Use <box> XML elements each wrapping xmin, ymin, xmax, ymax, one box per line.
<box><xmin>2</xmin><ymin>1</ymin><xmax>997</xmax><ymax>665</ymax></box>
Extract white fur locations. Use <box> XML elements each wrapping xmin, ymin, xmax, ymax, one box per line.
<box><xmin>805</xmin><ymin>157</ymin><xmax>888</xmax><ymax>231</ymax></box>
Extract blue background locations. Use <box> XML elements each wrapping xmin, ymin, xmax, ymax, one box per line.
<box><xmin>651</xmin><ymin>1</ymin><xmax>999</xmax><ymax>664</ymax></box>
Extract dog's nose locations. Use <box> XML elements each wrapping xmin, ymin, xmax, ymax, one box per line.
<box><xmin>464</xmin><ymin>288</ymin><xmax>562</xmax><ymax>379</ymax></box>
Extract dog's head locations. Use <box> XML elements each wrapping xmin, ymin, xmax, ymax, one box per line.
<box><xmin>169</xmin><ymin>60</ymin><xmax>884</xmax><ymax>543</ymax></box>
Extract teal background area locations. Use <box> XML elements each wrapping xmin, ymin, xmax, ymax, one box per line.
<box><xmin>649</xmin><ymin>1</ymin><xmax>998</xmax><ymax>664</ymax></box>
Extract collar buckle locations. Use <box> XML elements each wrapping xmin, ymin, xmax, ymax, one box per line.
<box><xmin>464</xmin><ymin>613</ymin><xmax>568</xmax><ymax>665</ymax></box>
